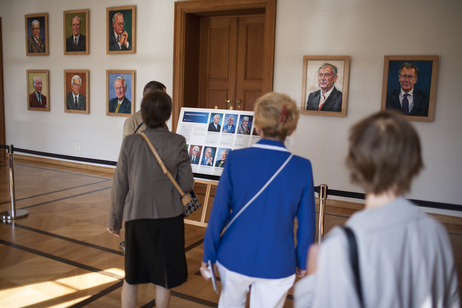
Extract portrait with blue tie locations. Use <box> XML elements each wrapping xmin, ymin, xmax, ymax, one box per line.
<box><xmin>222</xmin><ymin>114</ymin><xmax>238</xmax><ymax>134</ymax></box>
<box><xmin>383</xmin><ymin>57</ymin><xmax>438</xmax><ymax>122</ymax></box>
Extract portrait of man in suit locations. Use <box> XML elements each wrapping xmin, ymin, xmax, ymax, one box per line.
<box><xmin>201</xmin><ymin>147</ymin><xmax>215</xmax><ymax>166</ymax></box>
<box><xmin>109</xmin><ymin>12</ymin><xmax>131</xmax><ymax>51</ymax></box>
<box><xmin>386</xmin><ymin>62</ymin><xmax>429</xmax><ymax>117</ymax></box>
<box><xmin>66</xmin><ymin>75</ymin><xmax>86</xmax><ymax>110</ymax></box>
<box><xmin>28</xmin><ymin>20</ymin><xmax>46</xmax><ymax>53</ymax></box>
<box><xmin>222</xmin><ymin>115</ymin><xmax>237</xmax><ymax>133</ymax></box>
<box><xmin>66</xmin><ymin>15</ymin><xmax>86</xmax><ymax>52</ymax></box>
<box><xmin>108</xmin><ymin>76</ymin><xmax>132</xmax><ymax>114</ymax></box>
<box><xmin>237</xmin><ymin>116</ymin><xmax>252</xmax><ymax>135</ymax></box>
<box><xmin>215</xmin><ymin>149</ymin><xmax>229</xmax><ymax>168</ymax></box>
<box><xmin>305</xmin><ymin>63</ymin><xmax>342</xmax><ymax>112</ymax></box>
<box><xmin>208</xmin><ymin>114</ymin><xmax>222</xmax><ymax>132</ymax></box>
<box><xmin>29</xmin><ymin>75</ymin><xmax>47</xmax><ymax>108</ymax></box>
<box><xmin>189</xmin><ymin>145</ymin><xmax>201</xmax><ymax>165</ymax></box>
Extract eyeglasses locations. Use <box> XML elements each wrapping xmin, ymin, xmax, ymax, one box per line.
<box><xmin>400</xmin><ymin>74</ymin><xmax>415</xmax><ymax>80</ymax></box>
<box><xmin>115</xmin><ymin>86</ymin><xmax>125</xmax><ymax>91</ymax></box>
<box><xmin>72</xmin><ymin>23</ymin><xmax>81</xmax><ymax>27</ymax></box>
<box><xmin>115</xmin><ymin>22</ymin><xmax>125</xmax><ymax>26</ymax></box>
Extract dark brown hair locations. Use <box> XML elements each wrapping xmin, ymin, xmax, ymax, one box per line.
<box><xmin>254</xmin><ymin>92</ymin><xmax>299</xmax><ymax>140</ymax></box>
<box><xmin>141</xmin><ymin>90</ymin><xmax>172</xmax><ymax>128</ymax></box>
<box><xmin>143</xmin><ymin>81</ymin><xmax>166</xmax><ymax>96</ymax></box>
<box><xmin>345</xmin><ymin>110</ymin><xmax>423</xmax><ymax>195</ymax></box>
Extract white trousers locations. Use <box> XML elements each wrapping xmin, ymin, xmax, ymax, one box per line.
<box><xmin>217</xmin><ymin>261</ymin><xmax>295</xmax><ymax>308</ymax></box>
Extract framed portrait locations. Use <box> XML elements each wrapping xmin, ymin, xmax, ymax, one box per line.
<box><xmin>106</xmin><ymin>5</ymin><xmax>136</xmax><ymax>55</ymax></box>
<box><xmin>64</xmin><ymin>70</ymin><xmax>89</xmax><ymax>114</ymax></box>
<box><xmin>107</xmin><ymin>70</ymin><xmax>135</xmax><ymax>117</ymax></box>
<box><xmin>301</xmin><ymin>56</ymin><xmax>350</xmax><ymax>117</ymax></box>
<box><xmin>63</xmin><ymin>9</ymin><xmax>89</xmax><ymax>55</ymax></box>
<box><xmin>381</xmin><ymin>55</ymin><xmax>438</xmax><ymax>122</ymax></box>
<box><xmin>27</xmin><ymin>70</ymin><xmax>49</xmax><ymax>111</ymax></box>
<box><xmin>25</xmin><ymin>13</ymin><xmax>48</xmax><ymax>56</ymax></box>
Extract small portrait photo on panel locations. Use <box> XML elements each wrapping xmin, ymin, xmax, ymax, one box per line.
<box><xmin>25</xmin><ymin>13</ymin><xmax>48</xmax><ymax>56</ymax></box>
<box><xmin>107</xmin><ymin>70</ymin><xmax>135</xmax><ymax>117</ymax></box>
<box><xmin>381</xmin><ymin>55</ymin><xmax>438</xmax><ymax>122</ymax></box>
<box><xmin>237</xmin><ymin>115</ymin><xmax>253</xmax><ymax>135</ymax></box>
<box><xmin>107</xmin><ymin>5</ymin><xmax>136</xmax><ymax>54</ymax></box>
<box><xmin>63</xmin><ymin>9</ymin><xmax>89</xmax><ymax>55</ymax></box>
<box><xmin>208</xmin><ymin>113</ymin><xmax>223</xmax><ymax>132</ymax></box>
<box><xmin>188</xmin><ymin>145</ymin><xmax>202</xmax><ymax>165</ymax></box>
<box><xmin>27</xmin><ymin>70</ymin><xmax>50</xmax><ymax>111</ymax></box>
<box><xmin>64</xmin><ymin>70</ymin><xmax>89</xmax><ymax>114</ymax></box>
<box><xmin>201</xmin><ymin>146</ymin><xmax>216</xmax><ymax>167</ymax></box>
<box><xmin>301</xmin><ymin>56</ymin><xmax>350</xmax><ymax>117</ymax></box>
<box><xmin>222</xmin><ymin>114</ymin><xmax>238</xmax><ymax>134</ymax></box>
<box><xmin>215</xmin><ymin>148</ymin><xmax>231</xmax><ymax>168</ymax></box>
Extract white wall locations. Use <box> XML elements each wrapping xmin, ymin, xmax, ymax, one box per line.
<box><xmin>1</xmin><ymin>0</ymin><xmax>461</xmax><ymax>209</ymax></box>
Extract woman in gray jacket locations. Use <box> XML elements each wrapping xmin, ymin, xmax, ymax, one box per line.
<box><xmin>295</xmin><ymin>110</ymin><xmax>459</xmax><ymax>308</ymax></box>
<box><xmin>108</xmin><ymin>90</ymin><xmax>194</xmax><ymax>308</ymax></box>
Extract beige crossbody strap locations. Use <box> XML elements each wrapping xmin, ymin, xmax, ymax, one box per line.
<box><xmin>140</xmin><ymin>132</ymin><xmax>188</xmax><ymax>200</ymax></box>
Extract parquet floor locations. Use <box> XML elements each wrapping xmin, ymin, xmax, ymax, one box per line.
<box><xmin>0</xmin><ymin>158</ymin><xmax>461</xmax><ymax>307</ymax></box>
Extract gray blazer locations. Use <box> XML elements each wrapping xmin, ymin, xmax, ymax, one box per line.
<box><xmin>66</xmin><ymin>93</ymin><xmax>86</xmax><ymax>110</ymax></box>
<box><xmin>108</xmin><ymin>127</ymin><xmax>194</xmax><ymax>231</ymax></box>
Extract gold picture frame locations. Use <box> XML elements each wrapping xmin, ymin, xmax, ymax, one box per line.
<box><xmin>25</xmin><ymin>13</ymin><xmax>49</xmax><ymax>56</ymax></box>
<box><xmin>106</xmin><ymin>5</ymin><xmax>136</xmax><ymax>55</ymax></box>
<box><xmin>106</xmin><ymin>70</ymin><xmax>135</xmax><ymax>117</ymax></box>
<box><xmin>27</xmin><ymin>70</ymin><xmax>49</xmax><ymax>111</ymax></box>
<box><xmin>381</xmin><ymin>55</ymin><xmax>439</xmax><ymax>122</ymax></box>
<box><xmin>63</xmin><ymin>9</ymin><xmax>89</xmax><ymax>55</ymax></box>
<box><xmin>64</xmin><ymin>70</ymin><xmax>89</xmax><ymax>114</ymax></box>
<box><xmin>301</xmin><ymin>56</ymin><xmax>350</xmax><ymax>117</ymax></box>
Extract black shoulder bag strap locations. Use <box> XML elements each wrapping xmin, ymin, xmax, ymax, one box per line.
<box><xmin>134</xmin><ymin>122</ymin><xmax>144</xmax><ymax>134</ymax></box>
<box><xmin>342</xmin><ymin>226</ymin><xmax>364</xmax><ymax>308</ymax></box>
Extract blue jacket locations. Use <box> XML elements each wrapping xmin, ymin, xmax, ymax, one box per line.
<box><xmin>203</xmin><ymin>139</ymin><xmax>316</xmax><ymax>279</ymax></box>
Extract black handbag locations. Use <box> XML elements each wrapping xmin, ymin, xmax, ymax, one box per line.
<box><xmin>141</xmin><ymin>132</ymin><xmax>201</xmax><ymax>217</ymax></box>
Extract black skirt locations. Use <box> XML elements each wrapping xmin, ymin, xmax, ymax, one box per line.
<box><xmin>124</xmin><ymin>215</ymin><xmax>188</xmax><ymax>288</ymax></box>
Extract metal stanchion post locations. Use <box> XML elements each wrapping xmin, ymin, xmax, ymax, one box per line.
<box><xmin>1</xmin><ymin>145</ymin><xmax>29</xmax><ymax>221</ymax></box>
<box><xmin>317</xmin><ymin>184</ymin><xmax>328</xmax><ymax>243</ymax></box>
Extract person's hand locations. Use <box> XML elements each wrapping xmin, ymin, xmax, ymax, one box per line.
<box><xmin>296</xmin><ymin>267</ymin><xmax>307</xmax><ymax>278</ymax></box>
<box><xmin>120</xmin><ymin>31</ymin><xmax>129</xmax><ymax>47</ymax></box>
<box><xmin>307</xmin><ymin>243</ymin><xmax>319</xmax><ymax>275</ymax></box>
<box><xmin>107</xmin><ymin>227</ymin><xmax>121</xmax><ymax>237</ymax></box>
<box><xmin>200</xmin><ymin>261</ymin><xmax>212</xmax><ymax>280</ymax></box>
<box><xmin>207</xmin><ymin>157</ymin><xmax>213</xmax><ymax>165</ymax></box>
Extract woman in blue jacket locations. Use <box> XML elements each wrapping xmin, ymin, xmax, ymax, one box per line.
<box><xmin>201</xmin><ymin>92</ymin><xmax>316</xmax><ymax>307</ymax></box>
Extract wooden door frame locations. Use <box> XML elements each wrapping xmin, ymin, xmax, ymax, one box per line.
<box><xmin>0</xmin><ymin>18</ymin><xmax>5</xmax><ymax>157</ymax></box>
<box><xmin>172</xmin><ymin>0</ymin><xmax>277</xmax><ymax>131</ymax></box>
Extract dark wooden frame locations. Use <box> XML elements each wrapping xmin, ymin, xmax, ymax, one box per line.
<box><xmin>172</xmin><ymin>0</ymin><xmax>277</xmax><ymax>131</ymax></box>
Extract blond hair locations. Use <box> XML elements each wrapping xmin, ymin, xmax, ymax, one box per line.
<box><xmin>254</xmin><ymin>92</ymin><xmax>299</xmax><ymax>140</ymax></box>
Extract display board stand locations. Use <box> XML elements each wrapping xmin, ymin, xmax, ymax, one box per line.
<box><xmin>184</xmin><ymin>178</ymin><xmax>218</xmax><ymax>228</ymax></box>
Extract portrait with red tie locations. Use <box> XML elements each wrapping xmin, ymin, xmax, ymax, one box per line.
<box><xmin>301</xmin><ymin>56</ymin><xmax>349</xmax><ymax>117</ymax></box>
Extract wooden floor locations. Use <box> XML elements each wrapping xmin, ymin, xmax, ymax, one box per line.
<box><xmin>0</xmin><ymin>158</ymin><xmax>461</xmax><ymax>307</ymax></box>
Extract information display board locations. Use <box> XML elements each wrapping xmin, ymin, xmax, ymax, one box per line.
<box><xmin>176</xmin><ymin>108</ymin><xmax>260</xmax><ymax>178</ymax></box>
